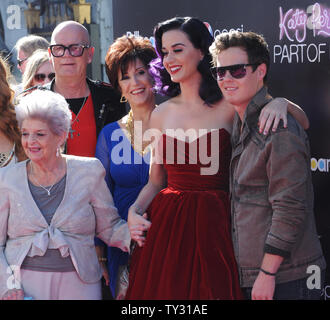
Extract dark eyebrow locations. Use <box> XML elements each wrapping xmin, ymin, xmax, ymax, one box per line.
<box><xmin>172</xmin><ymin>42</ymin><xmax>185</xmax><ymax>48</ymax></box>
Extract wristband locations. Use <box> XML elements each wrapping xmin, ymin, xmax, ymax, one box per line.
<box><xmin>260</xmin><ymin>268</ymin><xmax>276</xmax><ymax>276</ymax></box>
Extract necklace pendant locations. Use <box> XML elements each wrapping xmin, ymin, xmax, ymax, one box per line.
<box><xmin>47</xmin><ymin>190</ymin><xmax>51</xmax><ymax>196</ymax></box>
<box><xmin>69</xmin><ymin>127</ymin><xmax>75</xmax><ymax>139</ymax></box>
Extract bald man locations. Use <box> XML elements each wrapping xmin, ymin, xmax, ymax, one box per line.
<box><xmin>46</xmin><ymin>21</ymin><xmax>127</xmax><ymax>157</ymax></box>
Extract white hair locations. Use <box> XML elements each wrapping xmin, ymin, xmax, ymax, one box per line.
<box><xmin>15</xmin><ymin>89</ymin><xmax>72</xmax><ymax>137</ymax></box>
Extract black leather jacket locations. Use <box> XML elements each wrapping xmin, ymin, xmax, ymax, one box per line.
<box><xmin>45</xmin><ymin>78</ymin><xmax>128</xmax><ymax>137</ymax></box>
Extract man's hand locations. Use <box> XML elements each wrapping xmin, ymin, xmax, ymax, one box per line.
<box><xmin>251</xmin><ymin>271</ymin><xmax>276</xmax><ymax>300</ymax></box>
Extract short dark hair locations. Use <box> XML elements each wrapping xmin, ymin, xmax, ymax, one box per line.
<box><xmin>210</xmin><ymin>31</ymin><xmax>270</xmax><ymax>83</ymax></box>
<box><xmin>151</xmin><ymin>16</ymin><xmax>222</xmax><ymax>105</ymax></box>
<box><xmin>105</xmin><ymin>35</ymin><xmax>157</xmax><ymax>93</ymax></box>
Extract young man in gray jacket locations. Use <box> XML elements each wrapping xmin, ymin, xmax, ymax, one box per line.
<box><xmin>209</xmin><ymin>31</ymin><xmax>326</xmax><ymax>300</ymax></box>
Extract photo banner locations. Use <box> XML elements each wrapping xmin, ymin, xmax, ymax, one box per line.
<box><xmin>112</xmin><ymin>0</ymin><xmax>330</xmax><ymax>299</ymax></box>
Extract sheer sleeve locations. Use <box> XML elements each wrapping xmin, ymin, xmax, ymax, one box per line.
<box><xmin>95</xmin><ymin>128</ymin><xmax>114</xmax><ymax>247</ymax></box>
<box><xmin>95</xmin><ymin>128</ymin><xmax>114</xmax><ymax>194</ymax></box>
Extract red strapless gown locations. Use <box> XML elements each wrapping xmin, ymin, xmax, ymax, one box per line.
<box><xmin>126</xmin><ymin>129</ymin><xmax>243</xmax><ymax>299</ymax></box>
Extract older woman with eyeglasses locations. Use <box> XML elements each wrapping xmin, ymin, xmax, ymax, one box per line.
<box><xmin>22</xmin><ymin>50</ymin><xmax>55</xmax><ymax>91</ymax></box>
<box><xmin>0</xmin><ymin>89</ymin><xmax>130</xmax><ymax>300</ymax></box>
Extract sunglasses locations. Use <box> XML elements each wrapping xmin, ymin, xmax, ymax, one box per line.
<box><xmin>211</xmin><ymin>63</ymin><xmax>259</xmax><ymax>81</ymax></box>
<box><xmin>49</xmin><ymin>44</ymin><xmax>90</xmax><ymax>57</ymax></box>
<box><xmin>34</xmin><ymin>72</ymin><xmax>55</xmax><ymax>82</ymax></box>
<box><xmin>17</xmin><ymin>58</ymin><xmax>28</xmax><ymax>67</ymax></box>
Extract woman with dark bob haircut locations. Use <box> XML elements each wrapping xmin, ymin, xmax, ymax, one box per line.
<box><xmin>125</xmin><ymin>17</ymin><xmax>309</xmax><ymax>300</ymax></box>
<box><xmin>95</xmin><ymin>35</ymin><xmax>157</xmax><ymax>299</ymax></box>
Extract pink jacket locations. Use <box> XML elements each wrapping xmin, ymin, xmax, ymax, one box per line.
<box><xmin>0</xmin><ymin>155</ymin><xmax>130</xmax><ymax>298</ymax></box>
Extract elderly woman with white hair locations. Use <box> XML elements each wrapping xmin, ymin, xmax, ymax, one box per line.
<box><xmin>0</xmin><ymin>89</ymin><xmax>130</xmax><ymax>300</ymax></box>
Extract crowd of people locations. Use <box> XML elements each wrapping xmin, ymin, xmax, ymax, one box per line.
<box><xmin>0</xmin><ymin>17</ymin><xmax>325</xmax><ymax>300</ymax></box>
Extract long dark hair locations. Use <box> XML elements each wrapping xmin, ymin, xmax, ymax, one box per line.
<box><xmin>150</xmin><ymin>16</ymin><xmax>222</xmax><ymax>105</ymax></box>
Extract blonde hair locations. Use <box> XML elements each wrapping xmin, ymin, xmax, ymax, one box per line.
<box><xmin>22</xmin><ymin>50</ymin><xmax>51</xmax><ymax>90</ymax></box>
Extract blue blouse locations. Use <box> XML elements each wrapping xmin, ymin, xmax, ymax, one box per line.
<box><xmin>95</xmin><ymin>121</ymin><xmax>150</xmax><ymax>297</ymax></box>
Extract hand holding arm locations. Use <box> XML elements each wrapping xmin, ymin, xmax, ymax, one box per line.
<box><xmin>128</xmin><ymin>209</ymin><xmax>151</xmax><ymax>247</ymax></box>
<box><xmin>259</xmin><ymin>97</ymin><xmax>309</xmax><ymax>135</ymax></box>
<box><xmin>127</xmin><ymin>155</ymin><xmax>166</xmax><ymax>247</ymax></box>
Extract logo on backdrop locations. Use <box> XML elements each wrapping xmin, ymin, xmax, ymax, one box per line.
<box><xmin>273</xmin><ymin>2</ymin><xmax>330</xmax><ymax>64</ymax></box>
<box><xmin>202</xmin><ymin>22</ymin><xmax>244</xmax><ymax>38</ymax></box>
<box><xmin>125</xmin><ymin>31</ymin><xmax>156</xmax><ymax>47</ymax></box>
<box><xmin>311</xmin><ymin>157</ymin><xmax>330</xmax><ymax>173</ymax></box>
<box><xmin>125</xmin><ymin>23</ymin><xmax>245</xmax><ymax>47</ymax></box>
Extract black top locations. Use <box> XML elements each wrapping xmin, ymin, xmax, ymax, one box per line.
<box><xmin>44</xmin><ymin>78</ymin><xmax>128</xmax><ymax>137</ymax></box>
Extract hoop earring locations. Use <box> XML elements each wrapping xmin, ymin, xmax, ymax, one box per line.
<box><xmin>120</xmin><ymin>95</ymin><xmax>127</xmax><ymax>103</ymax></box>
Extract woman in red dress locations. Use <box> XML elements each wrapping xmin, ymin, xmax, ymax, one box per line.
<box><xmin>125</xmin><ymin>17</ymin><xmax>309</xmax><ymax>300</ymax></box>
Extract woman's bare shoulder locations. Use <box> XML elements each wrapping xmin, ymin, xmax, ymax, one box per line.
<box><xmin>214</xmin><ymin>99</ymin><xmax>235</xmax><ymax>119</ymax></box>
<box><xmin>153</xmin><ymin>97</ymin><xmax>178</xmax><ymax>114</ymax></box>
<box><xmin>210</xmin><ymin>99</ymin><xmax>235</xmax><ymax>134</ymax></box>
<box><xmin>150</xmin><ymin>98</ymin><xmax>178</xmax><ymax>128</ymax></box>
